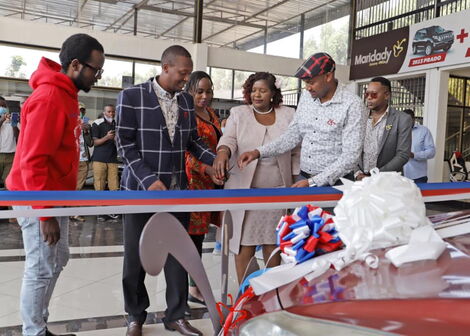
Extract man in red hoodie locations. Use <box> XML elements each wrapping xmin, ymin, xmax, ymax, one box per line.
<box><xmin>6</xmin><ymin>34</ymin><xmax>105</xmax><ymax>336</ymax></box>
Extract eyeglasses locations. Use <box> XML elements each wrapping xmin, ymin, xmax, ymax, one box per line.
<box><xmin>82</xmin><ymin>62</ymin><xmax>104</xmax><ymax>78</ymax></box>
<box><xmin>364</xmin><ymin>91</ymin><xmax>378</xmax><ymax>99</ymax></box>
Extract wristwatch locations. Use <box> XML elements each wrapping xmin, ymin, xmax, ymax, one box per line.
<box><xmin>307</xmin><ymin>177</ymin><xmax>317</xmax><ymax>187</ymax></box>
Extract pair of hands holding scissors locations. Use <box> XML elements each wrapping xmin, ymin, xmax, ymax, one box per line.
<box><xmin>212</xmin><ymin>146</ymin><xmax>310</xmax><ymax>188</ymax></box>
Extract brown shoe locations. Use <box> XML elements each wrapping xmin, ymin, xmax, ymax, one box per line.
<box><xmin>163</xmin><ymin>319</ymin><xmax>202</xmax><ymax>336</ymax></box>
<box><xmin>126</xmin><ymin>321</ymin><xmax>142</xmax><ymax>336</ymax></box>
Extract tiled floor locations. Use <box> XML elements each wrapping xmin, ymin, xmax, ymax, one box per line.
<box><xmin>0</xmin><ymin>201</ymin><xmax>468</xmax><ymax>335</ymax></box>
<box><xmin>74</xmin><ymin>319</ymin><xmax>215</xmax><ymax>336</ymax></box>
<box><xmin>0</xmin><ymin>214</ymin><xmax>241</xmax><ymax>336</ymax></box>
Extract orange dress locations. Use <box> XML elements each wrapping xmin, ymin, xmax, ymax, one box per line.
<box><xmin>185</xmin><ymin>107</ymin><xmax>221</xmax><ymax>235</ymax></box>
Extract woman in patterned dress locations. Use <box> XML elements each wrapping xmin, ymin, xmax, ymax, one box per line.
<box><xmin>185</xmin><ymin>71</ymin><xmax>221</xmax><ymax>304</ymax></box>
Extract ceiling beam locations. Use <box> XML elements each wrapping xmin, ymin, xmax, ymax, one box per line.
<box><xmin>5</xmin><ymin>11</ymin><xmax>20</xmax><ymax>17</ymax></box>
<box><xmin>103</xmin><ymin>8</ymin><xmax>134</xmax><ymax>31</ymax></box>
<box><xmin>111</xmin><ymin>10</ymin><xmax>135</xmax><ymax>32</ymax></box>
<box><xmin>202</xmin><ymin>0</ymin><xmax>291</xmax><ymax>42</ymax></box>
<box><xmin>104</xmin><ymin>0</ymin><xmax>149</xmax><ymax>31</ymax></box>
<box><xmin>203</xmin><ymin>3</ymin><xmax>252</xmax><ymax>18</ymax></box>
<box><xmin>220</xmin><ymin>0</ymin><xmax>342</xmax><ymax>48</ymax></box>
<box><xmin>0</xmin><ymin>4</ymin><xmax>101</xmax><ymax>27</ymax></box>
<box><xmin>54</xmin><ymin>19</ymin><xmax>72</xmax><ymax>25</ymax></box>
<box><xmin>0</xmin><ymin>0</ymin><xmax>350</xmax><ymax>51</ymax></box>
<box><xmin>80</xmin><ymin>0</ymin><xmax>89</xmax><ymax>11</ymax></box>
<box><xmin>156</xmin><ymin>0</ymin><xmax>217</xmax><ymax>37</ymax></box>
<box><xmin>140</xmin><ymin>4</ymin><xmax>265</xmax><ymax>29</ymax></box>
<box><xmin>21</xmin><ymin>0</ymin><xmax>26</xmax><ymax>19</ymax></box>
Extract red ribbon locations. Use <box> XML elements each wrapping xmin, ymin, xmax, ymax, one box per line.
<box><xmin>216</xmin><ymin>287</ymin><xmax>255</xmax><ymax>335</ymax></box>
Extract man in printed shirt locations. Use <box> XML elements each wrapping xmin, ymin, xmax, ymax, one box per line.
<box><xmin>355</xmin><ymin>77</ymin><xmax>412</xmax><ymax>180</ymax></box>
<box><xmin>236</xmin><ymin>52</ymin><xmax>367</xmax><ymax>187</ymax></box>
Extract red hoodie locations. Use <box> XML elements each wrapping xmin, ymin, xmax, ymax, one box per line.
<box><xmin>6</xmin><ymin>57</ymin><xmax>80</xmax><ymax>219</ymax></box>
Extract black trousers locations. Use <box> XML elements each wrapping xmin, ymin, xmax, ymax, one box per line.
<box><xmin>188</xmin><ymin>234</ymin><xmax>205</xmax><ymax>287</ymax></box>
<box><xmin>122</xmin><ymin>212</ymin><xmax>190</xmax><ymax>324</ymax></box>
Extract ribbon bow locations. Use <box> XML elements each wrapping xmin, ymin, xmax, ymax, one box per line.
<box><xmin>216</xmin><ymin>288</ymin><xmax>255</xmax><ymax>335</ymax></box>
<box><xmin>276</xmin><ymin>205</ymin><xmax>342</xmax><ymax>264</ymax></box>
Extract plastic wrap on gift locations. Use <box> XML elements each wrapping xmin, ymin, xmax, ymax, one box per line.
<box><xmin>276</xmin><ymin>205</ymin><xmax>342</xmax><ymax>264</ymax></box>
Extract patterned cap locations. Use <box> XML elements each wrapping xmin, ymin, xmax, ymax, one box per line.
<box><xmin>294</xmin><ymin>52</ymin><xmax>336</xmax><ymax>79</ymax></box>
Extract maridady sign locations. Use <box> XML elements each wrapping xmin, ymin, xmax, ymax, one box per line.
<box><xmin>350</xmin><ymin>27</ymin><xmax>409</xmax><ymax>80</ymax></box>
<box><xmin>350</xmin><ymin>8</ymin><xmax>470</xmax><ymax>80</ymax></box>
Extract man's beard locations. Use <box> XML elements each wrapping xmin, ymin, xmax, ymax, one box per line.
<box><xmin>72</xmin><ymin>70</ymin><xmax>91</xmax><ymax>93</ymax></box>
<box><xmin>104</xmin><ymin>115</ymin><xmax>114</xmax><ymax>123</ymax></box>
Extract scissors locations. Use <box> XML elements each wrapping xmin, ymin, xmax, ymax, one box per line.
<box><xmin>224</xmin><ymin>164</ymin><xmax>235</xmax><ymax>181</ymax></box>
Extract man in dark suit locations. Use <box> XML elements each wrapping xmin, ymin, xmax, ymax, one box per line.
<box><xmin>356</xmin><ymin>76</ymin><xmax>412</xmax><ymax>180</ymax></box>
<box><xmin>116</xmin><ymin>45</ymin><xmax>221</xmax><ymax>336</ymax></box>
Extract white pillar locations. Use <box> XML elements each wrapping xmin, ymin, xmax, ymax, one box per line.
<box><xmin>423</xmin><ymin>69</ymin><xmax>449</xmax><ymax>182</ymax></box>
<box><xmin>191</xmin><ymin>43</ymin><xmax>209</xmax><ymax>72</ymax></box>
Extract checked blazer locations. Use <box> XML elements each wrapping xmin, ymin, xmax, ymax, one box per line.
<box><xmin>116</xmin><ymin>79</ymin><xmax>215</xmax><ymax>191</ymax></box>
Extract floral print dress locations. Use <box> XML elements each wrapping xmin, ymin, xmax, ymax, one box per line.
<box><xmin>185</xmin><ymin>107</ymin><xmax>221</xmax><ymax>235</ymax></box>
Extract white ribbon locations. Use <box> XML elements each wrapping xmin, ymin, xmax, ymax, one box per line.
<box><xmin>385</xmin><ymin>226</ymin><xmax>447</xmax><ymax>267</ymax></box>
<box><xmin>334</xmin><ymin>169</ymin><xmax>430</xmax><ymax>262</ymax></box>
<box><xmin>250</xmin><ymin>171</ymin><xmax>454</xmax><ymax>294</ymax></box>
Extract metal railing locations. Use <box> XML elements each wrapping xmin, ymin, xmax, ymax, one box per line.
<box><xmin>354</xmin><ymin>0</ymin><xmax>470</xmax><ymax>40</ymax></box>
<box><xmin>282</xmin><ymin>89</ymin><xmax>300</xmax><ymax>107</ymax></box>
<box><xmin>446</xmin><ymin>76</ymin><xmax>470</xmax><ymax>160</ymax></box>
<box><xmin>445</xmin><ymin>128</ymin><xmax>470</xmax><ymax>161</ymax></box>
<box><xmin>463</xmin><ymin>147</ymin><xmax>470</xmax><ymax>160</ymax></box>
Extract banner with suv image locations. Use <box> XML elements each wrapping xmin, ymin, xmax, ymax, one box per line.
<box><xmin>350</xmin><ymin>8</ymin><xmax>470</xmax><ymax>80</ymax></box>
<box><xmin>412</xmin><ymin>26</ymin><xmax>454</xmax><ymax>57</ymax></box>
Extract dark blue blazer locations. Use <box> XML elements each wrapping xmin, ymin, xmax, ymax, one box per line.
<box><xmin>116</xmin><ymin>79</ymin><xmax>215</xmax><ymax>190</ymax></box>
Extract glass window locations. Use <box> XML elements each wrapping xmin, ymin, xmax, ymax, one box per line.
<box><xmin>236</xmin><ymin>30</ymin><xmax>266</xmax><ymax>54</ymax></box>
<box><xmin>266</xmin><ymin>32</ymin><xmax>300</xmax><ymax>58</ymax></box>
<box><xmin>466</xmin><ymin>79</ymin><xmax>470</xmax><ymax>107</ymax></box>
<box><xmin>211</xmin><ymin>67</ymin><xmax>233</xmax><ymax>99</ymax></box>
<box><xmin>0</xmin><ymin>76</ymin><xmax>121</xmax><ymax>121</ymax></box>
<box><xmin>248</xmin><ymin>46</ymin><xmax>264</xmax><ymax>54</ymax></box>
<box><xmin>233</xmin><ymin>72</ymin><xmax>298</xmax><ymax>104</ymax></box>
<box><xmin>97</xmin><ymin>58</ymin><xmax>133</xmax><ymax>88</ymax></box>
<box><xmin>0</xmin><ymin>44</ymin><xmax>59</xmax><ymax>79</ymax></box>
<box><xmin>448</xmin><ymin>77</ymin><xmax>465</xmax><ymax>106</ymax></box>
<box><xmin>78</xmin><ymin>88</ymin><xmax>120</xmax><ymax>121</ymax></box>
<box><xmin>134</xmin><ymin>61</ymin><xmax>161</xmax><ymax>85</ymax></box>
<box><xmin>303</xmin><ymin>15</ymin><xmax>350</xmax><ymax>65</ymax></box>
<box><xmin>275</xmin><ymin>75</ymin><xmax>298</xmax><ymax>92</ymax></box>
<box><xmin>233</xmin><ymin>70</ymin><xmax>254</xmax><ymax>101</ymax></box>
<box><xmin>276</xmin><ymin>74</ymin><xmax>299</xmax><ymax>106</ymax></box>
<box><xmin>266</xmin><ymin>17</ymin><xmax>301</xmax><ymax>59</ymax></box>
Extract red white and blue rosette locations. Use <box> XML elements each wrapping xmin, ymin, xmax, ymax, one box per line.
<box><xmin>276</xmin><ymin>205</ymin><xmax>343</xmax><ymax>264</ymax></box>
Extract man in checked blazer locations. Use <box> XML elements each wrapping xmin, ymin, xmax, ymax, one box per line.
<box><xmin>116</xmin><ymin>45</ymin><xmax>222</xmax><ymax>336</ymax></box>
<box><xmin>356</xmin><ymin>76</ymin><xmax>412</xmax><ymax>180</ymax></box>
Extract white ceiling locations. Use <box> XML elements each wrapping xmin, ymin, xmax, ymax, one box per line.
<box><xmin>0</xmin><ymin>0</ymin><xmax>351</xmax><ymax>48</ymax></box>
